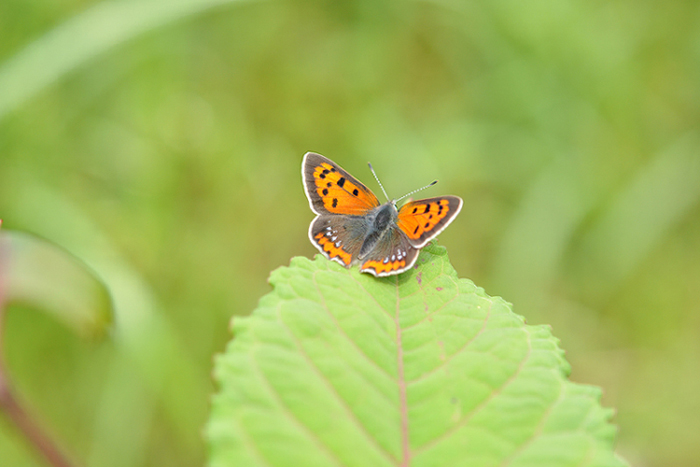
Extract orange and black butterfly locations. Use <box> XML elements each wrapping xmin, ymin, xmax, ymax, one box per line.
<box><xmin>302</xmin><ymin>152</ymin><xmax>462</xmax><ymax>277</ymax></box>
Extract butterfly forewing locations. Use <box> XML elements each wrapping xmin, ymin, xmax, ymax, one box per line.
<box><xmin>303</xmin><ymin>152</ymin><xmax>380</xmax><ymax>216</ymax></box>
<box><xmin>397</xmin><ymin>196</ymin><xmax>463</xmax><ymax>248</ymax></box>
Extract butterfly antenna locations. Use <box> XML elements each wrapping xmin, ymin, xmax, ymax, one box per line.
<box><xmin>368</xmin><ymin>162</ymin><xmax>391</xmax><ymax>202</ymax></box>
<box><xmin>395</xmin><ymin>180</ymin><xmax>438</xmax><ymax>203</ymax></box>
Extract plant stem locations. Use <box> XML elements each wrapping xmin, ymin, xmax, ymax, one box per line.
<box><xmin>0</xmin><ymin>368</ymin><xmax>75</xmax><ymax>467</ymax></box>
<box><xmin>0</xmin><ymin>234</ymin><xmax>77</xmax><ymax>467</ymax></box>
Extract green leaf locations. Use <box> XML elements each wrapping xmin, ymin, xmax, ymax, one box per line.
<box><xmin>0</xmin><ymin>230</ymin><xmax>113</xmax><ymax>338</ymax></box>
<box><xmin>207</xmin><ymin>243</ymin><xmax>627</xmax><ymax>467</ymax></box>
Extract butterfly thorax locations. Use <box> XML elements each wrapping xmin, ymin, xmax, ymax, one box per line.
<box><xmin>358</xmin><ymin>202</ymin><xmax>398</xmax><ymax>258</ymax></box>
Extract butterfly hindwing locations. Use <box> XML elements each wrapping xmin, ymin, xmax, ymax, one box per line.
<box><xmin>302</xmin><ymin>152</ymin><xmax>380</xmax><ymax>216</ymax></box>
<box><xmin>397</xmin><ymin>196</ymin><xmax>463</xmax><ymax>248</ymax></box>
<box><xmin>360</xmin><ymin>225</ymin><xmax>419</xmax><ymax>277</ymax></box>
<box><xmin>309</xmin><ymin>214</ymin><xmax>367</xmax><ymax>267</ymax></box>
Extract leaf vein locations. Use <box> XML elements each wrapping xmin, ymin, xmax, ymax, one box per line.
<box><xmin>497</xmin><ymin>376</ymin><xmax>565</xmax><ymax>467</ymax></box>
<box><xmin>406</xmin><ymin>297</ymin><xmax>494</xmax><ymax>385</ymax></box>
<box><xmin>232</xmin><ymin>416</ymin><xmax>274</xmax><ymax>467</ymax></box>
<box><xmin>276</xmin><ymin>307</ymin><xmax>398</xmax><ymax>464</ymax></box>
<box><xmin>312</xmin><ymin>272</ymin><xmax>395</xmax><ymax>384</ymax></box>
<box><xmin>250</xmin><ymin>342</ymin><xmax>346</xmax><ymax>467</ymax></box>
<box><xmin>401</xmin><ymin>292</ymin><xmax>460</xmax><ymax>331</ymax></box>
<box><xmin>414</xmin><ymin>324</ymin><xmax>532</xmax><ymax>454</ymax></box>
<box><xmin>394</xmin><ymin>276</ymin><xmax>411</xmax><ymax>467</ymax></box>
<box><xmin>349</xmin><ymin>273</ymin><xmax>395</xmax><ymax>321</ymax></box>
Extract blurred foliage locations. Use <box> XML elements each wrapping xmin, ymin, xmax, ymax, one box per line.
<box><xmin>1</xmin><ymin>231</ymin><xmax>113</xmax><ymax>339</ymax></box>
<box><xmin>0</xmin><ymin>0</ymin><xmax>698</xmax><ymax>466</ymax></box>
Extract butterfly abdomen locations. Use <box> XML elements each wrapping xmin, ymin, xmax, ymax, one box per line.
<box><xmin>359</xmin><ymin>203</ymin><xmax>397</xmax><ymax>258</ymax></box>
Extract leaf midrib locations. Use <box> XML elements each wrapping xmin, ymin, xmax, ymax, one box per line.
<box><xmin>394</xmin><ymin>275</ymin><xmax>411</xmax><ymax>467</ymax></box>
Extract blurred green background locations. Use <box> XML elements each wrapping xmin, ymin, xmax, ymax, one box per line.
<box><xmin>1</xmin><ymin>0</ymin><xmax>699</xmax><ymax>466</ymax></box>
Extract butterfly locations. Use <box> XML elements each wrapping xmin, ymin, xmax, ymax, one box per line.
<box><xmin>302</xmin><ymin>152</ymin><xmax>462</xmax><ymax>277</ymax></box>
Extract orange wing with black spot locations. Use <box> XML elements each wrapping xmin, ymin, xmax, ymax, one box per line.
<box><xmin>302</xmin><ymin>152</ymin><xmax>380</xmax><ymax>216</ymax></box>
<box><xmin>397</xmin><ymin>196</ymin><xmax>463</xmax><ymax>248</ymax></box>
